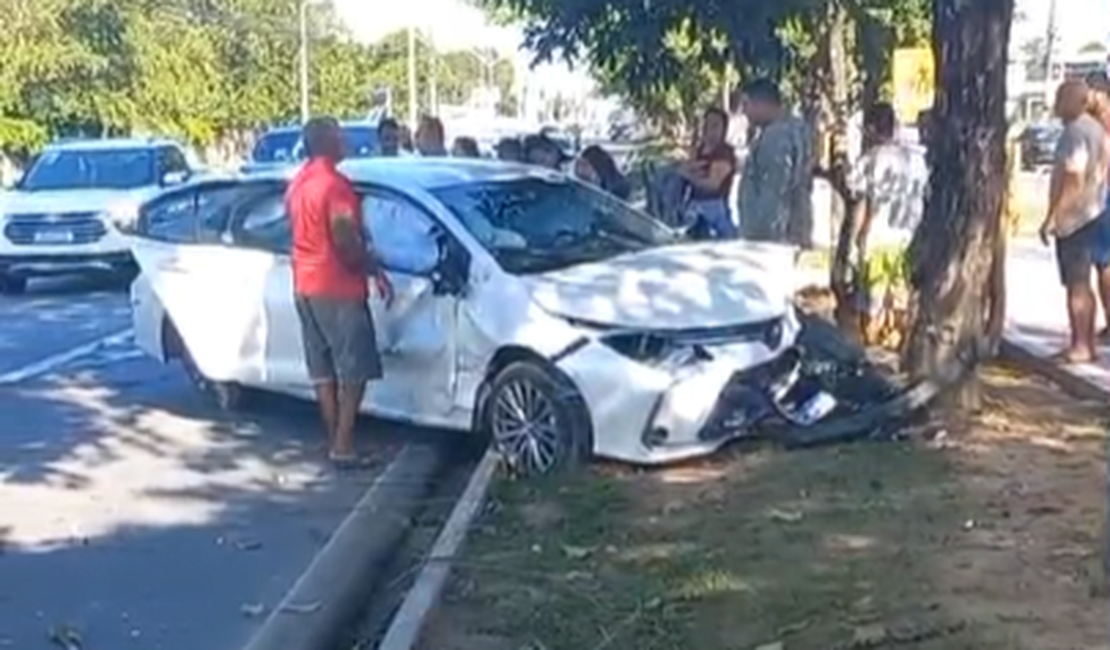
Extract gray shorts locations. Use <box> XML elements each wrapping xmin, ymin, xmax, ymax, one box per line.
<box><xmin>294</xmin><ymin>295</ymin><xmax>383</xmax><ymax>384</ymax></box>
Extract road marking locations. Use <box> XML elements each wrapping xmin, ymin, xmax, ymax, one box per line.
<box><xmin>0</xmin><ymin>328</ymin><xmax>134</xmax><ymax>385</ymax></box>
<box><xmin>377</xmin><ymin>450</ymin><xmax>499</xmax><ymax>650</ymax></box>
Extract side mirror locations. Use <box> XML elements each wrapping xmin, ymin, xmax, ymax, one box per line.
<box><xmin>161</xmin><ymin>170</ymin><xmax>188</xmax><ymax>186</ymax></box>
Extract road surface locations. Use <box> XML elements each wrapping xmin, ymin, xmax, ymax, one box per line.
<box><xmin>0</xmin><ymin>276</ymin><xmax>443</xmax><ymax>650</ymax></box>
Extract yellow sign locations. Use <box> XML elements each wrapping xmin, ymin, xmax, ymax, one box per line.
<box><xmin>892</xmin><ymin>47</ymin><xmax>935</xmax><ymax>124</ymax></box>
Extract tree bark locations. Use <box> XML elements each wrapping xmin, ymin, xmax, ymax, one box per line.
<box><xmin>904</xmin><ymin>0</ymin><xmax>1014</xmax><ymax>410</ymax></box>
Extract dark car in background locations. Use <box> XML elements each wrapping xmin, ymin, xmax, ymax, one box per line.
<box><xmin>240</xmin><ymin>121</ymin><xmax>381</xmax><ymax>174</ymax></box>
<box><xmin>1018</xmin><ymin>123</ymin><xmax>1061</xmax><ymax>171</ymax></box>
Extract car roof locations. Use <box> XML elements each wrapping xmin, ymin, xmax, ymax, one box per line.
<box><xmin>259</xmin><ymin>121</ymin><xmax>378</xmax><ymax>137</ymax></box>
<box><xmin>244</xmin><ymin>157</ymin><xmax>553</xmax><ymax>190</ymax></box>
<box><xmin>44</xmin><ymin>137</ymin><xmax>179</xmax><ymax>152</ymax></box>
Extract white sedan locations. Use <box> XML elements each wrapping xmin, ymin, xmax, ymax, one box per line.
<box><xmin>127</xmin><ymin>158</ymin><xmax>833</xmax><ymax>475</ymax></box>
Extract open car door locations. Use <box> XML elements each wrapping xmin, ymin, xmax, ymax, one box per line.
<box><xmin>129</xmin><ymin>182</ymin><xmax>275</xmax><ymax>385</ymax></box>
<box><xmin>361</xmin><ymin>191</ymin><xmax>464</xmax><ymax>422</ymax></box>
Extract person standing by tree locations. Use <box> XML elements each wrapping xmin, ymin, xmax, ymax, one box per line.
<box><xmin>1083</xmin><ymin>72</ymin><xmax>1110</xmax><ymax>340</ymax></box>
<box><xmin>286</xmin><ymin>117</ymin><xmax>393</xmax><ymax>467</ymax></box>
<box><xmin>736</xmin><ymin>78</ymin><xmax>815</xmax><ymax>249</ymax></box>
<box><xmin>676</xmin><ymin>107</ymin><xmax>739</xmax><ymax>239</ymax></box>
<box><xmin>848</xmin><ymin>102</ymin><xmax>928</xmax><ymax>343</ymax></box>
<box><xmin>1039</xmin><ymin>79</ymin><xmax>1108</xmax><ymax>363</ymax></box>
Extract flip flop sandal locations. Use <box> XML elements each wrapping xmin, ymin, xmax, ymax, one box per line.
<box><xmin>327</xmin><ymin>452</ymin><xmax>375</xmax><ymax>470</ymax></box>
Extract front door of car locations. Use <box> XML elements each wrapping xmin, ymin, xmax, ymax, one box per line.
<box><xmin>129</xmin><ymin>181</ymin><xmax>275</xmax><ymax>385</ymax></box>
<box><xmin>359</xmin><ymin>190</ymin><xmax>462</xmax><ymax>422</ymax></box>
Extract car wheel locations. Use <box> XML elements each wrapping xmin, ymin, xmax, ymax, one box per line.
<box><xmin>482</xmin><ymin>361</ymin><xmax>592</xmax><ymax>476</ymax></box>
<box><xmin>180</xmin><ymin>343</ymin><xmax>245</xmax><ymax>411</ymax></box>
<box><xmin>0</xmin><ymin>274</ymin><xmax>27</xmax><ymax>295</ymax></box>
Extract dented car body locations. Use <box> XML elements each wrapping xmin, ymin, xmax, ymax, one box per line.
<box><xmin>128</xmin><ymin>158</ymin><xmax>834</xmax><ymax>474</ymax></box>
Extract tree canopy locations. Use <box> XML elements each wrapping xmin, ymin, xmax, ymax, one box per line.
<box><xmin>473</xmin><ymin>0</ymin><xmax>929</xmax><ymax>127</ymax></box>
<box><xmin>0</xmin><ymin>0</ymin><xmax>516</xmax><ymax>151</ymax></box>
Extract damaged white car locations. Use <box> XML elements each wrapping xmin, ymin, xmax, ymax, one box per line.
<box><xmin>127</xmin><ymin>158</ymin><xmax>840</xmax><ymax>474</ymax></box>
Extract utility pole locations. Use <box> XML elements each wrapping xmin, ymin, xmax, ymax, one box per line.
<box><xmin>298</xmin><ymin>0</ymin><xmax>310</xmax><ymax>123</ymax></box>
<box><xmin>1043</xmin><ymin>0</ymin><xmax>1058</xmax><ymax>107</ymax></box>
<box><xmin>427</xmin><ymin>26</ymin><xmax>438</xmax><ymax>115</ymax></box>
<box><xmin>407</xmin><ymin>26</ymin><xmax>418</xmax><ymax>128</ymax></box>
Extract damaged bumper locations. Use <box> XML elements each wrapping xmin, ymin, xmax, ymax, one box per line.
<box><xmin>554</xmin><ymin>317</ymin><xmax>842</xmax><ymax>466</ymax></box>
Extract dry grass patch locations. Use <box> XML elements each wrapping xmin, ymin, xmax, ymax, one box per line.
<box><xmin>420</xmin><ymin>365</ymin><xmax>1107</xmax><ymax>650</ymax></box>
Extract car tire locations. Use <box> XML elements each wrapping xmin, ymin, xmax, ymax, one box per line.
<box><xmin>480</xmin><ymin>360</ymin><xmax>592</xmax><ymax>476</ymax></box>
<box><xmin>0</xmin><ymin>275</ymin><xmax>27</xmax><ymax>295</ymax></box>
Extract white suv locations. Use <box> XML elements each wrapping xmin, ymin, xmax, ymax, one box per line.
<box><xmin>0</xmin><ymin>138</ymin><xmax>197</xmax><ymax>294</ymax></box>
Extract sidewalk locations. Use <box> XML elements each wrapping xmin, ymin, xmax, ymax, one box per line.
<box><xmin>1004</xmin><ymin>237</ymin><xmax>1110</xmax><ymax>396</ymax></box>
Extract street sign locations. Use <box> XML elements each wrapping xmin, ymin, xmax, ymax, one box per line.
<box><xmin>892</xmin><ymin>47</ymin><xmax>935</xmax><ymax>124</ymax></box>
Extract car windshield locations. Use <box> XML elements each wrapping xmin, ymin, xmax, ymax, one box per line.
<box><xmin>289</xmin><ymin>126</ymin><xmax>381</xmax><ymax>160</ymax></box>
<box><xmin>341</xmin><ymin>126</ymin><xmax>379</xmax><ymax>158</ymax></box>
<box><xmin>251</xmin><ymin>131</ymin><xmax>300</xmax><ymax>163</ymax></box>
<box><xmin>431</xmin><ymin>176</ymin><xmax>679</xmax><ymax>275</ymax></box>
<box><xmin>20</xmin><ymin>148</ymin><xmax>155</xmax><ymax>191</ymax></box>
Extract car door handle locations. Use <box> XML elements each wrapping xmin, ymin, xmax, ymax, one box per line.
<box><xmin>158</xmin><ymin>261</ymin><xmax>187</xmax><ymax>273</ymax></box>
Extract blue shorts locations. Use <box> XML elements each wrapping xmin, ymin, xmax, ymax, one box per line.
<box><xmin>1095</xmin><ymin>209</ymin><xmax>1110</xmax><ymax>270</ymax></box>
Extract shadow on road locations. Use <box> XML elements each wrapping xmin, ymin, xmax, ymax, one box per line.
<box><xmin>0</xmin><ymin>355</ymin><xmax>454</xmax><ymax>649</ymax></box>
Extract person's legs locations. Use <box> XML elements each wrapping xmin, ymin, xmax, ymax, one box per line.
<box><xmin>1055</xmin><ymin>227</ymin><xmax>1098</xmax><ymax>362</ymax></box>
<box><xmin>320</xmin><ymin>298</ymin><xmax>382</xmax><ymax>461</ymax></box>
<box><xmin>1091</xmin><ymin>212</ymin><xmax>1110</xmax><ymax>338</ymax></box>
<box><xmin>295</xmin><ymin>296</ymin><xmax>339</xmax><ymax>445</ymax></box>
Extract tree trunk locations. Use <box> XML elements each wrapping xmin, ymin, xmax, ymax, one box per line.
<box><xmin>817</xmin><ymin>0</ymin><xmax>860</xmax><ymax>340</ymax></box>
<box><xmin>904</xmin><ymin>0</ymin><xmax>1014</xmax><ymax>410</ymax></box>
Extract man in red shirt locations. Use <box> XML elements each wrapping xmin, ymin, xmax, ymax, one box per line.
<box><xmin>286</xmin><ymin>117</ymin><xmax>393</xmax><ymax>467</ymax></box>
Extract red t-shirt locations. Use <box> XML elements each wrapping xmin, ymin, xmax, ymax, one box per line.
<box><xmin>286</xmin><ymin>158</ymin><xmax>368</xmax><ymax>300</ymax></box>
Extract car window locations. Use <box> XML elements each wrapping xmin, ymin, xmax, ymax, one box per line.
<box><xmin>361</xmin><ymin>193</ymin><xmax>440</xmax><ymax>275</ymax></box>
<box><xmin>158</xmin><ymin>146</ymin><xmax>190</xmax><ymax>175</ymax></box>
<box><xmin>251</xmin><ymin>131</ymin><xmax>300</xmax><ymax>163</ymax></box>
<box><xmin>234</xmin><ymin>189</ymin><xmax>291</xmax><ymax>253</ymax></box>
<box><xmin>138</xmin><ymin>185</ymin><xmax>239</xmax><ymax>243</ymax></box>
<box><xmin>20</xmin><ymin>147</ymin><xmax>156</xmax><ymax>191</ymax></box>
<box><xmin>431</xmin><ymin>176</ymin><xmax>677</xmax><ymax>274</ymax></box>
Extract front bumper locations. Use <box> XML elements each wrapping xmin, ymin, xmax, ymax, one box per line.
<box><xmin>0</xmin><ymin>252</ymin><xmax>134</xmax><ymax>277</ymax></box>
<box><xmin>557</xmin><ymin>329</ymin><xmax>834</xmax><ymax>465</ymax></box>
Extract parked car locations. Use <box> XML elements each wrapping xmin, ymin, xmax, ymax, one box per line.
<box><xmin>0</xmin><ymin>137</ymin><xmax>201</xmax><ymax>294</ymax></box>
<box><xmin>1018</xmin><ymin>123</ymin><xmax>1061</xmax><ymax>170</ymax></box>
<box><xmin>126</xmin><ymin>158</ymin><xmax>837</xmax><ymax>475</ymax></box>
<box><xmin>241</xmin><ymin>121</ymin><xmax>383</xmax><ymax>174</ymax></box>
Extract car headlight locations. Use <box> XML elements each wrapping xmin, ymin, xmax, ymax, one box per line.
<box><xmin>599</xmin><ymin>332</ymin><xmax>707</xmax><ymax>367</ymax></box>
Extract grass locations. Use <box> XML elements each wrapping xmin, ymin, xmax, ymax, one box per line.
<box><xmin>421</xmin><ymin>364</ymin><xmax>1107</xmax><ymax>650</ymax></box>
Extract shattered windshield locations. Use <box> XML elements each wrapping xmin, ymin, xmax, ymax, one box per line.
<box><xmin>431</xmin><ymin>176</ymin><xmax>678</xmax><ymax>274</ymax></box>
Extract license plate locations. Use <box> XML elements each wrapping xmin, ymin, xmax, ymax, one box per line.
<box><xmin>33</xmin><ymin>230</ymin><xmax>73</xmax><ymax>244</ymax></box>
<box><xmin>795</xmin><ymin>391</ymin><xmax>837</xmax><ymax>425</ymax></box>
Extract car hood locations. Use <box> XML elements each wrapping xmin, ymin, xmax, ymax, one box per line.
<box><xmin>0</xmin><ymin>188</ymin><xmax>154</xmax><ymax>216</ymax></box>
<box><xmin>524</xmin><ymin>241</ymin><xmax>797</xmax><ymax>330</ymax></box>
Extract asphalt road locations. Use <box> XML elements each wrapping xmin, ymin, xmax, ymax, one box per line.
<box><xmin>0</xmin><ymin>275</ymin><xmax>442</xmax><ymax>650</ymax></box>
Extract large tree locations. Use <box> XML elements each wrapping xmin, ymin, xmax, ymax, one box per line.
<box><xmin>904</xmin><ymin>0</ymin><xmax>1013</xmax><ymax>407</ymax></box>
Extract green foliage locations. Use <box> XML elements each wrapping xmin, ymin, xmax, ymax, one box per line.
<box><xmin>0</xmin><ymin>0</ymin><xmax>516</xmax><ymax>150</ymax></box>
<box><xmin>471</xmin><ymin>0</ymin><xmax>930</xmax><ymax>121</ymax></box>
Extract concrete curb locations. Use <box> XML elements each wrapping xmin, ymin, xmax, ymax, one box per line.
<box><xmin>1000</xmin><ymin>332</ymin><xmax>1110</xmax><ymax>401</ymax></box>
<box><xmin>377</xmin><ymin>450</ymin><xmax>500</xmax><ymax>650</ymax></box>
<box><xmin>241</xmin><ymin>444</ymin><xmax>444</xmax><ymax>650</ymax></box>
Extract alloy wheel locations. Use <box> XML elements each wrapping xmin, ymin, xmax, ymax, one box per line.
<box><xmin>490</xmin><ymin>378</ymin><xmax>562</xmax><ymax>474</ymax></box>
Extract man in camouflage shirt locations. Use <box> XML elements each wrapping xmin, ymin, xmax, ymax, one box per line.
<box><xmin>736</xmin><ymin>78</ymin><xmax>815</xmax><ymax>249</ymax></box>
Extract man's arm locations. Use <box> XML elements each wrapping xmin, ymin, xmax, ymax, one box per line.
<box><xmin>326</xmin><ymin>189</ymin><xmax>370</xmax><ymax>274</ymax></box>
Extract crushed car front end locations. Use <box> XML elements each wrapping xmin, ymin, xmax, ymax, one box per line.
<box><xmin>553</xmin><ymin>307</ymin><xmax>837</xmax><ymax>464</ymax></box>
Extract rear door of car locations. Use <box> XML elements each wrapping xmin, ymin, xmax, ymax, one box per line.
<box><xmin>130</xmin><ymin>180</ymin><xmax>279</xmax><ymax>384</ymax></box>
